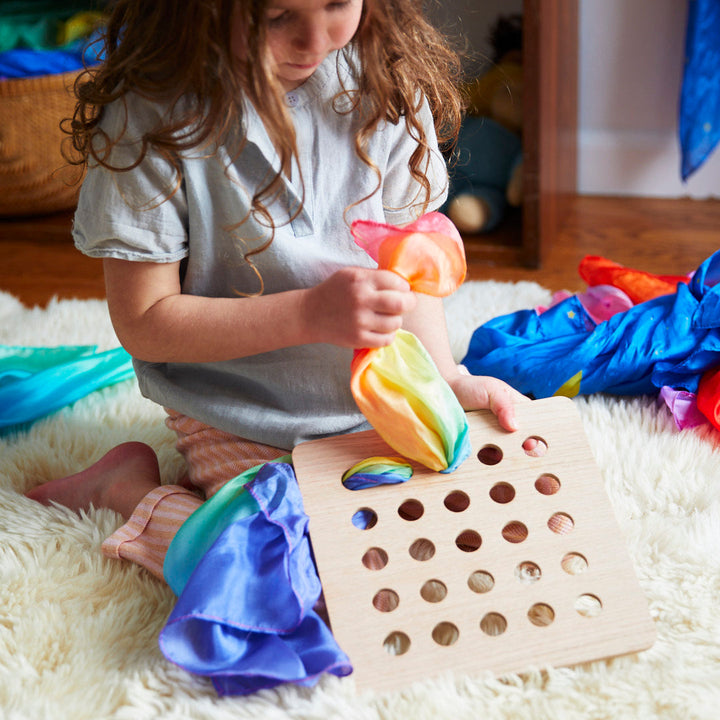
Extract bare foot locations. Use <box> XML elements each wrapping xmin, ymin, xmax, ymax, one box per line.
<box><xmin>25</xmin><ymin>442</ymin><xmax>161</xmax><ymax>519</ymax></box>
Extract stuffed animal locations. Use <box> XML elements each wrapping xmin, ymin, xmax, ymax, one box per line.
<box><xmin>444</xmin><ymin>14</ymin><xmax>524</xmax><ymax>234</ymax></box>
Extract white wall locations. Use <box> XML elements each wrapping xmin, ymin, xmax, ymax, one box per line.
<box><xmin>431</xmin><ymin>0</ymin><xmax>720</xmax><ymax>198</ymax></box>
<box><xmin>578</xmin><ymin>0</ymin><xmax>720</xmax><ymax>198</ymax></box>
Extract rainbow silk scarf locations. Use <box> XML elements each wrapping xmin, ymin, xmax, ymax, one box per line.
<box><xmin>349</xmin><ymin>212</ymin><xmax>470</xmax><ymax>472</ymax></box>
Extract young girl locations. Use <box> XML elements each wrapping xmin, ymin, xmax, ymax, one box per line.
<box><xmin>27</xmin><ymin>0</ymin><xmax>527</xmax><ymax>582</ymax></box>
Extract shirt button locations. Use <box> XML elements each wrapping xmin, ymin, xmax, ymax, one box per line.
<box><xmin>286</xmin><ymin>93</ymin><xmax>299</xmax><ymax>107</ymax></box>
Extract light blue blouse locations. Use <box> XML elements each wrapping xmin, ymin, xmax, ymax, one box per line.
<box><xmin>73</xmin><ymin>49</ymin><xmax>449</xmax><ymax>449</ymax></box>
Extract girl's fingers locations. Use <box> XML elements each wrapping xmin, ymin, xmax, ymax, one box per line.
<box><xmin>450</xmin><ymin>374</ymin><xmax>529</xmax><ymax>433</ymax></box>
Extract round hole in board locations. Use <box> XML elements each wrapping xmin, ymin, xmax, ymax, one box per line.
<box><xmin>444</xmin><ymin>490</ymin><xmax>470</xmax><ymax>512</ymax></box>
<box><xmin>477</xmin><ymin>444</ymin><xmax>503</xmax><ymax>465</ymax></box>
<box><xmin>502</xmin><ymin>521</ymin><xmax>528</xmax><ymax>543</ymax></box>
<box><xmin>455</xmin><ymin>529</ymin><xmax>482</xmax><ymax>552</ymax></box>
<box><xmin>351</xmin><ymin>507</ymin><xmax>377</xmax><ymax>530</ymax></box>
<box><xmin>361</xmin><ymin>547</ymin><xmax>388</xmax><ymax>570</ymax></box>
<box><xmin>383</xmin><ymin>631</ymin><xmax>411</xmax><ymax>655</ymax></box>
<box><xmin>575</xmin><ymin>594</ymin><xmax>603</xmax><ymax>618</ymax></box>
<box><xmin>432</xmin><ymin>622</ymin><xmax>459</xmax><ymax>647</ymax></box>
<box><xmin>561</xmin><ymin>552</ymin><xmax>588</xmax><ymax>575</ymax></box>
<box><xmin>420</xmin><ymin>579</ymin><xmax>447</xmax><ymax>603</ymax></box>
<box><xmin>372</xmin><ymin>588</ymin><xmax>399</xmax><ymax>613</ymax></box>
<box><xmin>515</xmin><ymin>561</ymin><xmax>542</xmax><ymax>584</ymax></box>
<box><xmin>528</xmin><ymin>603</ymin><xmax>555</xmax><ymax>627</ymax></box>
<box><xmin>524</xmin><ymin>436</ymin><xmax>548</xmax><ymax>457</ymax></box>
<box><xmin>480</xmin><ymin>612</ymin><xmax>507</xmax><ymax>636</ymax></box>
<box><xmin>408</xmin><ymin>538</ymin><xmax>436</xmax><ymax>561</ymax></box>
<box><xmin>489</xmin><ymin>482</ymin><xmax>516</xmax><ymax>504</ymax></box>
<box><xmin>535</xmin><ymin>473</ymin><xmax>561</xmax><ymax>495</ymax></box>
<box><xmin>548</xmin><ymin>512</ymin><xmax>575</xmax><ymax>535</ymax></box>
<box><xmin>468</xmin><ymin>570</ymin><xmax>495</xmax><ymax>594</ymax></box>
<box><xmin>397</xmin><ymin>498</ymin><xmax>424</xmax><ymax>521</ymax></box>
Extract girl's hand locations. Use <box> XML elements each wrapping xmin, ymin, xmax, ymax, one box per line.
<box><xmin>303</xmin><ymin>267</ymin><xmax>417</xmax><ymax>348</ymax></box>
<box><xmin>447</xmin><ymin>370</ymin><xmax>529</xmax><ymax>433</ymax></box>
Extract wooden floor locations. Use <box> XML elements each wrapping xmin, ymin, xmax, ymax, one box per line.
<box><xmin>1</xmin><ymin>195</ymin><xmax>719</xmax><ymax>308</ymax></box>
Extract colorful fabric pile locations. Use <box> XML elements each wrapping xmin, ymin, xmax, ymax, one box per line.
<box><xmin>0</xmin><ymin>1</ymin><xmax>105</xmax><ymax>79</ymax></box>
<box><xmin>463</xmin><ymin>251</ymin><xmax>720</xmax><ymax>431</ymax></box>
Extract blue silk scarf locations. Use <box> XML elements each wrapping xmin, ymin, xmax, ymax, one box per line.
<box><xmin>462</xmin><ymin>250</ymin><xmax>720</xmax><ymax>399</ymax></box>
<box><xmin>679</xmin><ymin>0</ymin><xmax>720</xmax><ymax>179</ymax></box>
<box><xmin>0</xmin><ymin>345</ymin><xmax>134</xmax><ymax>433</ymax></box>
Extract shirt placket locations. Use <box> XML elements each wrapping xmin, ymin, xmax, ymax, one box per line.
<box><xmin>286</xmin><ymin>93</ymin><xmax>314</xmax><ymax>238</ymax></box>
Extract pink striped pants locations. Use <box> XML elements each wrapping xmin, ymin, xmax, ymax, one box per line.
<box><xmin>101</xmin><ymin>410</ymin><xmax>287</xmax><ymax>581</ymax></box>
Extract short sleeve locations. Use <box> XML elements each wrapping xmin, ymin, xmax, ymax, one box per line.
<box><xmin>381</xmin><ymin>97</ymin><xmax>449</xmax><ymax>226</ymax></box>
<box><xmin>73</xmin><ymin>93</ymin><xmax>189</xmax><ymax>263</ymax></box>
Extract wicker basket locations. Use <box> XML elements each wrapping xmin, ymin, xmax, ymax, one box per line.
<box><xmin>0</xmin><ymin>70</ymin><xmax>85</xmax><ymax>217</ymax></box>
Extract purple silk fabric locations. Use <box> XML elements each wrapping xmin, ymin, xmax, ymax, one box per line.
<box><xmin>659</xmin><ymin>386</ymin><xmax>707</xmax><ymax>429</ymax></box>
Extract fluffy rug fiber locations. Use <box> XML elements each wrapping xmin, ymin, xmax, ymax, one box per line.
<box><xmin>1</xmin><ymin>281</ymin><xmax>719</xmax><ymax>720</ymax></box>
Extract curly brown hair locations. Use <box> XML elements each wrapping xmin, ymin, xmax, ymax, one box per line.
<box><xmin>66</xmin><ymin>0</ymin><xmax>463</xmax><ymax>255</ymax></box>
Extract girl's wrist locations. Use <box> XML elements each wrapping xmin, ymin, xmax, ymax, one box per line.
<box><xmin>445</xmin><ymin>364</ymin><xmax>472</xmax><ymax>403</ymax></box>
<box><xmin>445</xmin><ymin>363</ymin><xmax>470</xmax><ymax>385</ymax></box>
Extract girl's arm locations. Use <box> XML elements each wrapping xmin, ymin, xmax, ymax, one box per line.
<box><xmin>105</xmin><ymin>258</ymin><xmax>524</xmax><ymax>432</ymax></box>
<box><xmin>401</xmin><ymin>292</ymin><xmax>527</xmax><ymax>432</ymax></box>
<box><xmin>103</xmin><ymin>258</ymin><xmax>416</xmax><ymax>363</ymax></box>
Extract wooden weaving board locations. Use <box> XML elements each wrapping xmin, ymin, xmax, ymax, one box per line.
<box><xmin>292</xmin><ymin>396</ymin><xmax>656</xmax><ymax>693</ymax></box>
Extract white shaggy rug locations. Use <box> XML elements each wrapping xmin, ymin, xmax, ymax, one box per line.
<box><xmin>1</xmin><ymin>281</ymin><xmax>719</xmax><ymax>720</ymax></box>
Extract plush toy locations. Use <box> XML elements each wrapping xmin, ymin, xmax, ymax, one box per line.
<box><xmin>444</xmin><ymin>14</ymin><xmax>524</xmax><ymax>234</ymax></box>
